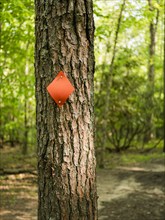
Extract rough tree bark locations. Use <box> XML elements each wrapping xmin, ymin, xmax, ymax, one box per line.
<box><xmin>35</xmin><ymin>0</ymin><xmax>97</xmax><ymax>220</ymax></box>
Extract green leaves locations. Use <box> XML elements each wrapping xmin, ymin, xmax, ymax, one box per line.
<box><xmin>94</xmin><ymin>0</ymin><xmax>164</xmax><ymax>153</ymax></box>
<box><xmin>1</xmin><ymin>0</ymin><xmax>35</xmax><ymax>148</ymax></box>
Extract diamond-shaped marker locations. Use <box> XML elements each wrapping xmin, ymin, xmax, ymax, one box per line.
<box><xmin>47</xmin><ymin>71</ymin><xmax>75</xmax><ymax>107</ymax></box>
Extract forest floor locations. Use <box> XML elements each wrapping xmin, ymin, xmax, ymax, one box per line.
<box><xmin>0</xmin><ymin>146</ymin><xmax>165</xmax><ymax>220</ymax></box>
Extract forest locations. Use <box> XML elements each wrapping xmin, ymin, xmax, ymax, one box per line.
<box><xmin>0</xmin><ymin>0</ymin><xmax>165</xmax><ymax>219</ymax></box>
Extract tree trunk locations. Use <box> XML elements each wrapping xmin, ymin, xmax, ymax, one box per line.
<box><xmin>144</xmin><ymin>0</ymin><xmax>159</xmax><ymax>142</ymax></box>
<box><xmin>98</xmin><ymin>0</ymin><xmax>126</xmax><ymax>168</ymax></box>
<box><xmin>35</xmin><ymin>1</ymin><xmax>97</xmax><ymax>220</ymax></box>
<box><xmin>163</xmin><ymin>0</ymin><xmax>165</xmax><ymax>153</ymax></box>
<box><xmin>23</xmin><ymin>43</ymin><xmax>30</xmax><ymax>155</ymax></box>
<box><xmin>23</xmin><ymin>98</ymin><xmax>28</xmax><ymax>154</ymax></box>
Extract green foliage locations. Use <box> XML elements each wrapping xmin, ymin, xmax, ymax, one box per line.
<box><xmin>0</xmin><ymin>0</ymin><xmax>35</xmax><ymax>150</ymax></box>
<box><xmin>99</xmin><ymin>140</ymin><xmax>164</xmax><ymax>168</ymax></box>
<box><xmin>94</xmin><ymin>0</ymin><xmax>164</xmax><ymax>158</ymax></box>
<box><xmin>0</xmin><ymin>0</ymin><xmax>163</xmax><ymax>160</ymax></box>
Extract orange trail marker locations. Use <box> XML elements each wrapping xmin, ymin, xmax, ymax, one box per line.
<box><xmin>47</xmin><ymin>71</ymin><xmax>75</xmax><ymax>107</ymax></box>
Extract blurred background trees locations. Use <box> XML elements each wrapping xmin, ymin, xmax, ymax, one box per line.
<box><xmin>0</xmin><ymin>0</ymin><xmax>164</xmax><ymax>164</ymax></box>
<box><xmin>1</xmin><ymin>0</ymin><xmax>35</xmax><ymax>153</ymax></box>
<box><xmin>94</xmin><ymin>0</ymin><xmax>164</xmax><ymax>167</ymax></box>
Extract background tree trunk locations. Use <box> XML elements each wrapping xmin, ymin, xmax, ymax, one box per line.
<box><xmin>23</xmin><ymin>55</ymin><xmax>29</xmax><ymax>155</ymax></box>
<box><xmin>23</xmin><ymin>98</ymin><xmax>28</xmax><ymax>154</ymax></box>
<box><xmin>35</xmin><ymin>0</ymin><xmax>97</xmax><ymax>219</ymax></box>
<box><xmin>144</xmin><ymin>0</ymin><xmax>159</xmax><ymax>142</ymax></box>
<box><xmin>163</xmin><ymin>0</ymin><xmax>165</xmax><ymax>153</ymax></box>
<box><xmin>98</xmin><ymin>0</ymin><xmax>126</xmax><ymax>168</ymax></box>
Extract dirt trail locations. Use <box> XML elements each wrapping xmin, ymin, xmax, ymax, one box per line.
<box><xmin>98</xmin><ymin>158</ymin><xmax>165</xmax><ymax>220</ymax></box>
<box><xmin>0</xmin><ymin>158</ymin><xmax>164</xmax><ymax>220</ymax></box>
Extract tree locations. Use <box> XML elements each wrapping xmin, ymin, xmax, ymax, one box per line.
<box><xmin>0</xmin><ymin>0</ymin><xmax>35</xmax><ymax>151</ymax></box>
<box><xmin>94</xmin><ymin>0</ymin><xmax>164</xmax><ymax>159</ymax></box>
<box><xmin>163</xmin><ymin>2</ymin><xmax>165</xmax><ymax>153</ymax></box>
<box><xmin>144</xmin><ymin>0</ymin><xmax>159</xmax><ymax>142</ymax></box>
<box><xmin>95</xmin><ymin>0</ymin><xmax>126</xmax><ymax>167</ymax></box>
<box><xmin>35</xmin><ymin>0</ymin><xmax>97</xmax><ymax>219</ymax></box>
